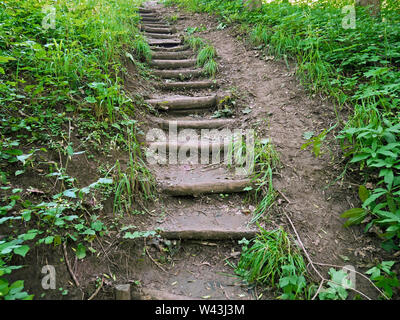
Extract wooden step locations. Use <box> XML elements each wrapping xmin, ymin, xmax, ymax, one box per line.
<box><xmin>147</xmin><ymin>39</ymin><xmax>182</xmax><ymax>46</ymax></box>
<box><xmin>145</xmin><ymin>32</ymin><xmax>177</xmax><ymax>40</ymax></box>
<box><xmin>159</xmin><ymin>229</ymin><xmax>257</xmax><ymax>240</ymax></box>
<box><xmin>142</xmin><ymin>26</ymin><xmax>176</xmax><ymax>34</ymax></box>
<box><xmin>150</xmin><ymin>59</ymin><xmax>197</xmax><ymax>69</ymax></box>
<box><xmin>151</xmin><ymin>50</ymin><xmax>193</xmax><ymax>60</ymax></box>
<box><xmin>141</xmin><ymin>21</ymin><xmax>167</xmax><ymax>27</ymax></box>
<box><xmin>147</xmin><ymin>141</ymin><xmax>230</xmax><ymax>153</ymax></box>
<box><xmin>156</xmin><ymin>80</ymin><xmax>216</xmax><ymax>90</ymax></box>
<box><xmin>150</xmin><ymin>44</ymin><xmax>190</xmax><ymax>52</ymax></box>
<box><xmin>145</xmin><ymin>95</ymin><xmax>216</xmax><ymax>111</ymax></box>
<box><xmin>150</xmin><ymin>117</ymin><xmax>234</xmax><ymax>129</ymax></box>
<box><xmin>140</xmin><ymin>13</ymin><xmax>159</xmax><ymax>18</ymax></box>
<box><xmin>161</xmin><ymin>179</ymin><xmax>253</xmax><ymax>196</ymax></box>
<box><xmin>141</xmin><ymin>17</ymin><xmax>162</xmax><ymax>23</ymax></box>
<box><xmin>152</xmin><ymin>69</ymin><xmax>203</xmax><ymax>79</ymax></box>
<box><xmin>138</xmin><ymin>8</ymin><xmax>154</xmax><ymax>14</ymax></box>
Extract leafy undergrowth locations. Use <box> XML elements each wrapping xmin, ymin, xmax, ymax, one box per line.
<box><xmin>165</xmin><ymin>0</ymin><xmax>400</xmax><ymax>299</ymax></box>
<box><xmin>234</xmin><ymin>226</ymin><xmax>398</xmax><ymax>300</ymax></box>
<box><xmin>0</xmin><ymin>0</ymin><xmax>154</xmax><ymax>299</ymax></box>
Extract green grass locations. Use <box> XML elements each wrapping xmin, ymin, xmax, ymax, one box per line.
<box><xmin>113</xmin><ymin>125</ymin><xmax>156</xmax><ymax>215</ymax></box>
<box><xmin>235</xmin><ymin>226</ymin><xmax>307</xmax><ymax>287</ymax></box>
<box><xmin>185</xmin><ymin>35</ymin><xmax>218</xmax><ymax>77</ymax></box>
<box><xmin>197</xmin><ymin>45</ymin><xmax>216</xmax><ymax>66</ymax></box>
<box><xmin>247</xmin><ymin>137</ymin><xmax>281</xmax><ymax>224</ymax></box>
<box><xmin>0</xmin><ymin>0</ymin><xmax>154</xmax><ymax>300</ymax></box>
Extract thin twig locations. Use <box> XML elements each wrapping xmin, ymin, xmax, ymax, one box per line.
<box><xmin>62</xmin><ymin>242</ymin><xmax>80</xmax><ymax>287</ymax></box>
<box><xmin>277</xmin><ymin>189</ymin><xmax>292</xmax><ymax>204</ymax></box>
<box><xmin>312</xmin><ymin>280</ymin><xmax>325</xmax><ymax>300</ymax></box>
<box><xmin>283</xmin><ymin>213</ymin><xmax>324</xmax><ymax>281</ymax></box>
<box><xmin>144</xmin><ymin>239</ymin><xmax>168</xmax><ymax>273</ymax></box>
<box><xmin>88</xmin><ymin>278</ymin><xmax>104</xmax><ymax>300</ymax></box>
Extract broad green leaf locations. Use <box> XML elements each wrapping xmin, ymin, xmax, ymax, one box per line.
<box><xmin>63</xmin><ymin>189</ymin><xmax>77</xmax><ymax>198</ymax></box>
<box><xmin>75</xmin><ymin>243</ymin><xmax>86</xmax><ymax>260</ymax></box>
<box><xmin>13</xmin><ymin>245</ymin><xmax>30</xmax><ymax>257</ymax></box>
<box><xmin>85</xmin><ymin>96</ymin><xmax>97</xmax><ymax>103</ymax></box>
<box><xmin>16</xmin><ymin>153</ymin><xmax>32</xmax><ymax>165</ymax></box>
<box><xmin>358</xmin><ymin>185</ymin><xmax>369</xmax><ymax>203</ymax></box>
<box><xmin>363</xmin><ymin>191</ymin><xmax>387</xmax><ymax>208</ymax></box>
<box><xmin>350</xmin><ymin>153</ymin><xmax>370</xmax><ymax>163</ymax></box>
<box><xmin>340</xmin><ymin>208</ymin><xmax>366</xmax><ymax>227</ymax></box>
<box><xmin>44</xmin><ymin>236</ymin><xmax>54</xmax><ymax>244</ymax></box>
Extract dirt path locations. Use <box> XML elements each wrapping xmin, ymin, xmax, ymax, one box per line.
<box><xmin>123</xmin><ymin>2</ymin><xmax>391</xmax><ymax>300</ymax></box>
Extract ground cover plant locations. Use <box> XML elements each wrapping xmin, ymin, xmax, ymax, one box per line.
<box><xmin>0</xmin><ymin>0</ymin><xmax>153</xmax><ymax>299</ymax></box>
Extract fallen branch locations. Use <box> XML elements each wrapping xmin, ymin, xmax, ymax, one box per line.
<box><xmin>88</xmin><ymin>277</ymin><xmax>104</xmax><ymax>301</ymax></box>
<box><xmin>159</xmin><ymin>230</ymin><xmax>257</xmax><ymax>241</ymax></box>
<box><xmin>144</xmin><ymin>239</ymin><xmax>167</xmax><ymax>273</ymax></box>
<box><xmin>283</xmin><ymin>213</ymin><xmax>324</xmax><ymax>282</ymax></box>
<box><xmin>162</xmin><ymin>179</ymin><xmax>253</xmax><ymax>196</ymax></box>
<box><xmin>62</xmin><ymin>242</ymin><xmax>80</xmax><ymax>287</ymax></box>
<box><xmin>277</xmin><ymin>189</ymin><xmax>292</xmax><ymax>205</ymax></box>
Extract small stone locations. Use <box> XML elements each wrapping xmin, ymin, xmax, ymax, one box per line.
<box><xmin>115</xmin><ymin>284</ymin><xmax>131</xmax><ymax>300</ymax></box>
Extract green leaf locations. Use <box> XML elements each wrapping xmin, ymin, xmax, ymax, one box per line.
<box><xmin>44</xmin><ymin>236</ymin><xmax>54</xmax><ymax>245</ymax></box>
<box><xmin>363</xmin><ymin>191</ymin><xmax>387</xmax><ymax>208</ymax></box>
<box><xmin>91</xmin><ymin>220</ymin><xmax>104</xmax><ymax>232</ymax></box>
<box><xmin>85</xmin><ymin>96</ymin><xmax>97</xmax><ymax>103</ymax></box>
<box><xmin>19</xmin><ymin>230</ymin><xmax>38</xmax><ymax>241</ymax></box>
<box><xmin>13</xmin><ymin>245</ymin><xmax>30</xmax><ymax>257</ymax></box>
<box><xmin>82</xmin><ymin>229</ymin><xmax>95</xmax><ymax>235</ymax></box>
<box><xmin>16</xmin><ymin>153</ymin><xmax>32</xmax><ymax>165</ymax></box>
<box><xmin>66</xmin><ymin>145</ymin><xmax>74</xmax><ymax>157</ymax></box>
<box><xmin>340</xmin><ymin>208</ymin><xmax>367</xmax><ymax>227</ymax></box>
<box><xmin>15</xmin><ymin>170</ymin><xmax>24</xmax><ymax>176</ymax></box>
<box><xmin>63</xmin><ymin>189</ymin><xmax>77</xmax><ymax>198</ymax></box>
<box><xmin>379</xmin><ymin>169</ymin><xmax>394</xmax><ymax>189</ymax></box>
<box><xmin>75</xmin><ymin>243</ymin><xmax>86</xmax><ymax>260</ymax></box>
<box><xmin>350</xmin><ymin>153</ymin><xmax>370</xmax><ymax>163</ymax></box>
<box><xmin>358</xmin><ymin>185</ymin><xmax>369</xmax><ymax>203</ymax></box>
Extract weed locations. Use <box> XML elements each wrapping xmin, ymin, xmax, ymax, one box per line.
<box><xmin>365</xmin><ymin>261</ymin><xmax>399</xmax><ymax>299</ymax></box>
<box><xmin>235</xmin><ymin>225</ymin><xmax>307</xmax><ymax>287</ymax></box>
<box><xmin>248</xmin><ymin>137</ymin><xmax>280</xmax><ymax>224</ymax></box>
<box><xmin>185</xmin><ymin>36</ymin><xmax>218</xmax><ymax>77</ymax></box>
